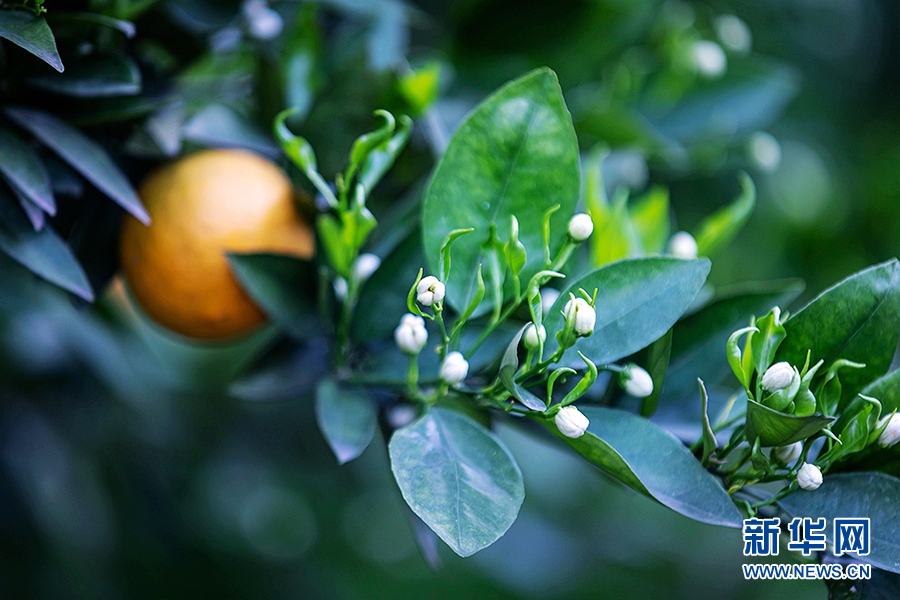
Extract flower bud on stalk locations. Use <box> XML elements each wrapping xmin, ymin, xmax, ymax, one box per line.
<box><xmin>877</xmin><ymin>413</ymin><xmax>900</xmax><ymax>447</ymax></box>
<box><xmin>523</xmin><ymin>323</ymin><xmax>546</xmax><ymax>351</ymax></box>
<box><xmin>619</xmin><ymin>364</ymin><xmax>654</xmax><ymax>398</ymax></box>
<box><xmin>797</xmin><ymin>462</ymin><xmax>823</xmax><ymax>491</ymax></box>
<box><xmin>416</xmin><ymin>276</ymin><xmax>445</xmax><ymax>307</ymax></box>
<box><xmin>773</xmin><ymin>442</ymin><xmax>802</xmax><ymax>465</ymax></box>
<box><xmin>564</xmin><ymin>297</ymin><xmax>596</xmax><ymax>338</ymax></box>
<box><xmin>668</xmin><ymin>231</ymin><xmax>698</xmax><ymax>259</ymax></box>
<box><xmin>394</xmin><ymin>314</ymin><xmax>428</xmax><ymax>354</ymax></box>
<box><xmin>555</xmin><ymin>406</ymin><xmax>590</xmax><ymax>439</ymax></box>
<box><xmin>761</xmin><ymin>362</ymin><xmax>795</xmax><ymax>392</ymax></box>
<box><xmin>440</xmin><ymin>351</ymin><xmax>469</xmax><ymax>385</ymax></box>
<box><xmin>567</xmin><ymin>213</ymin><xmax>594</xmax><ymax>242</ymax></box>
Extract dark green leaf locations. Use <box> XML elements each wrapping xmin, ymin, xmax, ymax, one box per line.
<box><xmin>29</xmin><ymin>54</ymin><xmax>141</xmax><ymax>97</ymax></box>
<box><xmin>5</xmin><ymin>108</ymin><xmax>149</xmax><ymax>224</ymax></box>
<box><xmin>422</xmin><ymin>68</ymin><xmax>579</xmax><ymax>315</ymax></box>
<box><xmin>0</xmin><ymin>10</ymin><xmax>63</xmax><ymax>72</ymax></box>
<box><xmin>744</xmin><ymin>398</ymin><xmax>833</xmax><ymax>446</ymax></box>
<box><xmin>863</xmin><ymin>369</ymin><xmax>900</xmax><ymax>414</ymax></box>
<box><xmin>543</xmin><ymin>257</ymin><xmax>710</xmax><ymax>365</ymax></box>
<box><xmin>228</xmin><ymin>253</ymin><xmax>317</xmax><ymax>339</ymax></box>
<box><xmin>229</xmin><ymin>339</ymin><xmax>328</xmax><ymax>402</ymax></box>
<box><xmin>547</xmin><ymin>406</ymin><xmax>742</xmax><ymax>527</ymax></box>
<box><xmin>779</xmin><ymin>472</ymin><xmax>900</xmax><ymax>574</ymax></box>
<box><xmin>0</xmin><ymin>126</ymin><xmax>55</xmax><ymax>215</ymax></box>
<box><xmin>184</xmin><ymin>104</ymin><xmax>278</xmax><ymax>156</ymax></box>
<box><xmin>776</xmin><ymin>259</ymin><xmax>900</xmax><ymax>398</ymax></box>
<box><xmin>389</xmin><ymin>407</ymin><xmax>525</xmax><ymax>557</ymax></box>
<box><xmin>315</xmin><ymin>378</ymin><xmax>378</xmax><ymax>465</ymax></box>
<box><xmin>640</xmin><ymin>328</ymin><xmax>672</xmax><ymax>417</ymax></box>
<box><xmin>0</xmin><ymin>187</ymin><xmax>93</xmax><ymax>300</ymax></box>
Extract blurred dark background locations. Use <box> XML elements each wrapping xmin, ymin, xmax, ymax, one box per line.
<box><xmin>2</xmin><ymin>0</ymin><xmax>899</xmax><ymax>597</ymax></box>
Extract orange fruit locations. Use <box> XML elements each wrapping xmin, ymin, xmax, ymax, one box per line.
<box><xmin>119</xmin><ymin>149</ymin><xmax>314</xmax><ymax>340</ymax></box>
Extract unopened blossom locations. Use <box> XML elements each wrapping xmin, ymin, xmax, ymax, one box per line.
<box><xmin>797</xmin><ymin>462</ymin><xmax>823</xmax><ymax>491</ymax></box>
<box><xmin>555</xmin><ymin>406</ymin><xmax>590</xmax><ymax>438</ymax></box>
<box><xmin>440</xmin><ymin>351</ymin><xmax>469</xmax><ymax>385</ymax></box>
<box><xmin>523</xmin><ymin>323</ymin><xmax>547</xmax><ymax>351</ymax></box>
<box><xmin>878</xmin><ymin>413</ymin><xmax>900</xmax><ymax>447</ymax></box>
<box><xmin>394</xmin><ymin>314</ymin><xmax>427</xmax><ymax>354</ymax></box>
<box><xmin>773</xmin><ymin>442</ymin><xmax>803</xmax><ymax>464</ymax></box>
<box><xmin>761</xmin><ymin>362</ymin><xmax>795</xmax><ymax>392</ymax></box>
<box><xmin>620</xmin><ymin>364</ymin><xmax>654</xmax><ymax>398</ymax></box>
<box><xmin>564</xmin><ymin>297</ymin><xmax>596</xmax><ymax>337</ymax></box>
<box><xmin>669</xmin><ymin>231</ymin><xmax>698</xmax><ymax>259</ymax></box>
<box><xmin>416</xmin><ymin>276</ymin><xmax>445</xmax><ymax>307</ymax></box>
<box><xmin>567</xmin><ymin>213</ymin><xmax>594</xmax><ymax>242</ymax></box>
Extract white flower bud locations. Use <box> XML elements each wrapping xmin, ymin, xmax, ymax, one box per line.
<box><xmin>416</xmin><ymin>276</ymin><xmax>445</xmax><ymax>307</ymax></box>
<box><xmin>567</xmin><ymin>213</ymin><xmax>594</xmax><ymax>241</ymax></box>
<box><xmin>333</xmin><ymin>277</ymin><xmax>348</xmax><ymax>300</ymax></box>
<box><xmin>386</xmin><ymin>405</ymin><xmax>417</xmax><ymax>429</ymax></box>
<box><xmin>394</xmin><ymin>313</ymin><xmax>428</xmax><ymax>354</ymax></box>
<box><xmin>877</xmin><ymin>413</ymin><xmax>900</xmax><ymax>447</ymax></box>
<box><xmin>668</xmin><ymin>231</ymin><xmax>698</xmax><ymax>259</ymax></box>
<box><xmin>797</xmin><ymin>462</ymin><xmax>823</xmax><ymax>491</ymax></box>
<box><xmin>354</xmin><ymin>253</ymin><xmax>381</xmax><ymax>282</ymax></box>
<box><xmin>620</xmin><ymin>364</ymin><xmax>654</xmax><ymax>398</ymax></box>
<box><xmin>564</xmin><ymin>297</ymin><xmax>596</xmax><ymax>337</ymax></box>
<box><xmin>692</xmin><ymin>40</ymin><xmax>727</xmax><ymax>79</ymax></box>
<box><xmin>540</xmin><ymin>288</ymin><xmax>560</xmax><ymax>316</ymax></box>
<box><xmin>714</xmin><ymin>14</ymin><xmax>752</xmax><ymax>53</ymax></box>
<box><xmin>555</xmin><ymin>406</ymin><xmax>590</xmax><ymax>438</ymax></box>
<box><xmin>749</xmin><ymin>132</ymin><xmax>782</xmax><ymax>173</ymax></box>
<box><xmin>243</xmin><ymin>0</ymin><xmax>283</xmax><ymax>39</ymax></box>
<box><xmin>523</xmin><ymin>323</ymin><xmax>547</xmax><ymax>350</ymax></box>
<box><xmin>440</xmin><ymin>351</ymin><xmax>469</xmax><ymax>385</ymax></box>
<box><xmin>761</xmin><ymin>362</ymin><xmax>795</xmax><ymax>392</ymax></box>
<box><xmin>773</xmin><ymin>442</ymin><xmax>803</xmax><ymax>464</ymax></box>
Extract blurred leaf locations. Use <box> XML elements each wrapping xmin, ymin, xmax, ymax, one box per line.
<box><xmin>543</xmin><ymin>257</ymin><xmax>710</xmax><ymax>365</ymax></box>
<box><xmin>29</xmin><ymin>54</ymin><xmax>142</xmax><ymax>97</ymax></box>
<box><xmin>422</xmin><ymin>68</ymin><xmax>580</xmax><ymax>316</ymax></box>
<box><xmin>282</xmin><ymin>3</ymin><xmax>321</xmax><ymax>118</ymax></box>
<box><xmin>389</xmin><ymin>407</ymin><xmax>525</xmax><ymax>557</ymax></box>
<box><xmin>827</xmin><ymin>565</ymin><xmax>900</xmax><ymax>600</ymax></box>
<box><xmin>695</xmin><ymin>172</ymin><xmax>755</xmax><ymax>257</ymax></box>
<box><xmin>367</xmin><ymin>0</ymin><xmax>407</xmax><ymax>71</ymax></box>
<box><xmin>776</xmin><ymin>259</ymin><xmax>900</xmax><ymax>399</ymax></box>
<box><xmin>0</xmin><ymin>187</ymin><xmax>93</xmax><ymax>301</ymax></box>
<box><xmin>640</xmin><ymin>329</ymin><xmax>672</xmax><ymax>417</ymax></box>
<box><xmin>49</xmin><ymin>11</ymin><xmax>137</xmax><ymax>38</ymax></box>
<box><xmin>629</xmin><ymin>186</ymin><xmax>670</xmax><ymax>254</ymax></box>
<box><xmin>229</xmin><ymin>339</ymin><xmax>329</xmax><ymax>402</ymax></box>
<box><xmin>315</xmin><ymin>378</ymin><xmax>378</xmax><ymax>465</ymax></box>
<box><xmin>864</xmin><ymin>369</ymin><xmax>900</xmax><ymax>414</ymax></box>
<box><xmin>591</xmin><ymin>187</ymin><xmax>639</xmax><ymax>267</ymax></box>
<box><xmin>0</xmin><ymin>10</ymin><xmax>63</xmax><ymax>72</ymax></box>
<box><xmin>5</xmin><ymin>107</ymin><xmax>149</xmax><ymax>224</ymax></box>
<box><xmin>0</xmin><ymin>126</ymin><xmax>55</xmax><ymax>215</ymax></box>
<box><xmin>547</xmin><ymin>406</ymin><xmax>742</xmax><ymax>527</ymax></box>
<box><xmin>358</xmin><ymin>114</ymin><xmax>412</xmax><ymax>195</ymax></box>
<box><xmin>14</xmin><ymin>191</ymin><xmax>45</xmax><ymax>231</ymax></box>
<box><xmin>228</xmin><ymin>253</ymin><xmax>317</xmax><ymax>339</ymax></box>
<box><xmin>183</xmin><ymin>104</ymin><xmax>279</xmax><ymax>156</ymax></box>
<box><xmin>779</xmin><ymin>472</ymin><xmax>900</xmax><ymax>574</ymax></box>
<box><xmin>399</xmin><ymin>62</ymin><xmax>441</xmax><ymax>115</ymax></box>
<box><xmin>744</xmin><ymin>398</ymin><xmax>832</xmax><ymax>447</ymax></box>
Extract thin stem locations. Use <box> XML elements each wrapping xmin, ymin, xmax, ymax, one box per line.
<box><xmin>464</xmin><ymin>301</ymin><xmax>520</xmax><ymax>359</ymax></box>
<box><xmin>435</xmin><ymin>304</ymin><xmax>449</xmax><ymax>359</ymax></box>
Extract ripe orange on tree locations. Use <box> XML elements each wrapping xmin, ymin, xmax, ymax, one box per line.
<box><xmin>119</xmin><ymin>149</ymin><xmax>314</xmax><ymax>340</ymax></box>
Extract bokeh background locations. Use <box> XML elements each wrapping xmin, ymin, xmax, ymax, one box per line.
<box><xmin>2</xmin><ymin>0</ymin><xmax>899</xmax><ymax>598</ymax></box>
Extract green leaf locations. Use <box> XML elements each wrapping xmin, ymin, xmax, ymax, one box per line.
<box><xmin>629</xmin><ymin>185</ymin><xmax>670</xmax><ymax>254</ymax></box>
<box><xmin>315</xmin><ymin>378</ymin><xmax>378</xmax><ymax>465</ymax></box>
<box><xmin>498</xmin><ymin>326</ymin><xmax>546</xmax><ymax>411</ymax></box>
<box><xmin>864</xmin><ymin>369</ymin><xmax>900</xmax><ymax>414</ymax></box>
<box><xmin>398</xmin><ymin>62</ymin><xmax>441</xmax><ymax>115</ymax></box>
<box><xmin>546</xmin><ymin>406</ymin><xmax>742</xmax><ymax>527</ymax></box>
<box><xmin>347</xmin><ymin>110</ymin><xmax>395</xmax><ymax>182</ymax></box>
<box><xmin>776</xmin><ymin>259</ymin><xmax>900</xmax><ymax>398</ymax></box>
<box><xmin>422</xmin><ymin>68</ymin><xmax>579</xmax><ymax>315</ymax></box>
<box><xmin>29</xmin><ymin>54</ymin><xmax>141</xmax><ymax>97</ymax></box>
<box><xmin>698</xmin><ymin>380</ymin><xmax>717</xmax><ymax>463</ymax></box>
<box><xmin>184</xmin><ymin>104</ymin><xmax>278</xmax><ymax>156</ymax></box>
<box><xmin>5</xmin><ymin>107</ymin><xmax>148</xmax><ymax>224</ymax></box>
<box><xmin>0</xmin><ymin>126</ymin><xmax>55</xmax><ymax>215</ymax></box>
<box><xmin>543</xmin><ymin>257</ymin><xmax>710</xmax><ymax>364</ymax></box>
<box><xmin>749</xmin><ymin>306</ymin><xmax>786</xmax><ymax>378</ymax></box>
<box><xmin>358</xmin><ymin>114</ymin><xmax>412</xmax><ymax>194</ymax></box>
<box><xmin>0</xmin><ymin>186</ymin><xmax>93</xmax><ymax>301</ymax></box>
<box><xmin>591</xmin><ymin>186</ymin><xmax>640</xmax><ymax>267</ymax></box>
<box><xmin>640</xmin><ymin>328</ymin><xmax>672</xmax><ymax>417</ymax></box>
<box><xmin>438</xmin><ymin>228</ymin><xmax>474</xmax><ymax>283</ymax></box>
<box><xmin>694</xmin><ymin>173</ymin><xmax>755</xmax><ymax>256</ymax></box>
<box><xmin>273</xmin><ymin>107</ymin><xmax>337</xmax><ymax>207</ymax></box>
<box><xmin>778</xmin><ymin>472</ymin><xmax>900</xmax><ymax>574</ymax></box>
<box><xmin>389</xmin><ymin>407</ymin><xmax>525</xmax><ymax>557</ymax></box>
<box><xmin>744</xmin><ymin>398</ymin><xmax>833</xmax><ymax>446</ymax></box>
<box><xmin>228</xmin><ymin>253</ymin><xmax>317</xmax><ymax>339</ymax></box>
<box><xmin>0</xmin><ymin>10</ymin><xmax>63</xmax><ymax>72</ymax></box>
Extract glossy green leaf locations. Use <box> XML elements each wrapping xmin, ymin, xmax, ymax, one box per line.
<box><xmin>228</xmin><ymin>253</ymin><xmax>317</xmax><ymax>339</ymax></box>
<box><xmin>744</xmin><ymin>398</ymin><xmax>833</xmax><ymax>446</ymax></box>
<box><xmin>29</xmin><ymin>54</ymin><xmax>141</xmax><ymax>97</ymax></box>
<box><xmin>694</xmin><ymin>173</ymin><xmax>755</xmax><ymax>256</ymax></box>
<box><xmin>543</xmin><ymin>257</ymin><xmax>710</xmax><ymax>364</ymax></box>
<box><xmin>779</xmin><ymin>472</ymin><xmax>900</xmax><ymax>574</ymax></box>
<box><xmin>315</xmin><ymin>378</ymin><xmax>378</xmax><ymax>465</ymax></box>
<box><xmin>0</xmin><ymin>10</ymin><xmax>63</xmax><ymax>72</ymax></box>
<box><xmin>422</xmin><ymin>68</ymin><xmax>579</xmax><ymax>315</ymax></box>
<box><xmin>389</xmin><ymin>407</ymin><xmax>525</xmax><ymax>557</ymax></box>
<box><xmin>0</xmin><ymin>187</ymin><xmax>93</xmax><ymax>301</ymax></box>
<box><xmin>548</xmin><ymin>406</ymin><xmax>742</xmax><ymax>527</ymax></box>
<box><xmin>5</xmin><ymin>108</ymin><xmax>149</xmax><ymax>224</ymax></box>
<box><xmin>776</xmin><ymin>259</ymin><xmax>900</xmax><ymax>398</ymax></box>
<box><xmin>0</xmin><ymin>126</ymin><xmax>55</xmax><ymax>215</ymax></box>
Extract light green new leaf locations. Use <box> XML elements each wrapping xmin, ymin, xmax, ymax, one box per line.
<box><xmin>422</xmin><ymin>68</ymin><xmax>579</xmax><ymax>315</ymax></box>
<box><xmin>547</xmin><ymin>406</ymin><xmax>742</xmax><ymax>527</ymax></box>
<box><xmin>389</xmin><ymin>408</ymin><xmax>525</xmax><ymax>557</ymax></box>
<box><xmin>694</xmin><ymin>173</ymin><xmax>755</xmax><ymax>256</ymax></box>
<box><xmin>630</xmin><ymin>186</ymin><xmax>670</xmax><ymax>254</ymax></box>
